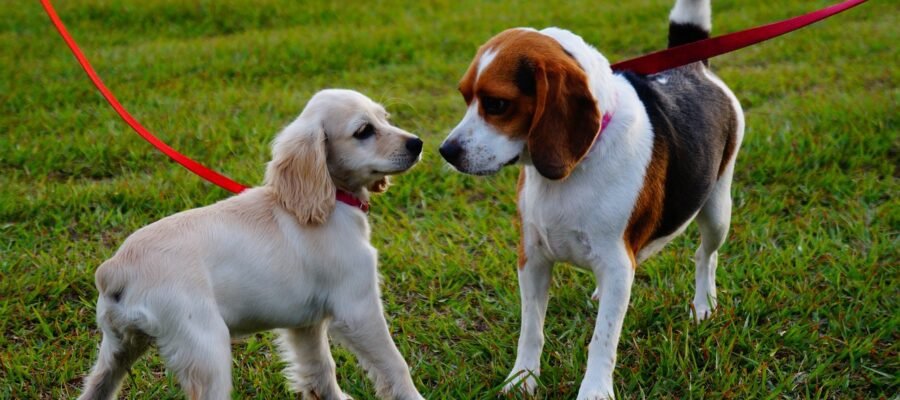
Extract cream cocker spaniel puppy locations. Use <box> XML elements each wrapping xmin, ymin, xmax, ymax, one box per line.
<box><xmin>79</xmin><ymin>89</ymin><xmax>425</xmax><ymax>400</ymax></box>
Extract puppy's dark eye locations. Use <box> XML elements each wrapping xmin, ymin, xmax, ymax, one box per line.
<box><xmin>353</xmin><ymin>123</ymin><xmax>376</xmax><ymax>140</ymax></box>
<box><xmin>481</xmin><ymin>97</ymin><xmax>509</xmax><ymax>115</ymax></box>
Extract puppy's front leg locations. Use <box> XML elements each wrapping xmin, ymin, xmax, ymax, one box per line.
<box><xmin>277</xmin><ymin>322</ymin><xmax>349</xmax><ymax>399</ymax></box>
<box><xmin>577</xmin><ymin>247</ymin><xmax>635</xmax><ymax>400</ymax></box>
<box><xmin>330</xmin><ymin>297</ymin><xmax>423</xmax><ymax>400</ymax></box>
<box><xmin>502</xmin><ymin>253</ymin><xmax>554</xmax><ymax>396</ymax></box>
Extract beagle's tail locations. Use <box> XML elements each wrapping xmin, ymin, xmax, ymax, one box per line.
<box><xmin>668</xmin><ymin>0</ymin><xmax>711</xmax><ymax>48</ymax></box>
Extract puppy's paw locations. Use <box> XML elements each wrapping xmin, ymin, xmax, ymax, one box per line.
<box><xmin>591</xmin><ymin>287</ymin><xmax>601</xmax><ymax>301</ymax></box>
<box><xmin>299</xmin><ymin>388</ymin><xmax>352</xmax><ymax>400</ymax></box>
<box><xmin>502</xmin><ymin>369</ymin><xmax>539</xmax><ymax>397</ymax></box>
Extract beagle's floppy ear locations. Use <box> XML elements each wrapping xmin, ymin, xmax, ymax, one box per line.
<box><xmin>265</xmin><ymin>121</ymin><xmax>335</xmax><ymax>225</ymax></box>
<box><xmin>526</xmin><ymin>56</ymin><xmax>601</xmax><ymax>180</ymax></box>
<box><xmin>368</xmin><ymin>176</ymin><xmax>390</xmax><ymax>193</ymax></box>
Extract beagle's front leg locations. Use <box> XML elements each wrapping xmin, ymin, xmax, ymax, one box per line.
<box><xmin>502</xmin><ymin>251</ymin><xmax>554</xmax><ymax>396</ymax></box>
<box><xmin>577</xmin><ymin>245</ymin><xmax>635</xmax><ymax>400</ymax></box>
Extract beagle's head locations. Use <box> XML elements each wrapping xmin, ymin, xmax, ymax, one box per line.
<box><xmin>439</xmin><ymin>28</ymin><xmax>601</xmax><ymax>180</ymax></box>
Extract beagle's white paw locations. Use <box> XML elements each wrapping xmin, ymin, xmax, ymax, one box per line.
<box><xmin>691</xmin><ymin>299</ymin><xmax>716</xmax><ymax>322</ymax></box>
<box><xmin>577</xmin><ymin>386</ymin><xmax>614</xmax><ymax>400</ymax></box>
<box><xmin>502</xmin><ymin>369</ymin><xmax>539</xmax><ymax>396</ymax></box>
<box><xmin>577</xmin><ymin>391</ymin><xmax>613</xmax><ymax>400</ymax></box>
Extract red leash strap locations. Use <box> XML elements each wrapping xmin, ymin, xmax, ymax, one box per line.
<box><xmin>39</xmin><ymin>0</ymin><xmax>247</xmax><ymax>194</ymax></box>
<box><xmin>611</xmin><ymin>0</ymin><xmax>867</xmax><ymax>74</ymax></box>
<box><xmin>40</xmin><ymin>0</ymin><xmax>866</xmax><ymax>193</ymax></box>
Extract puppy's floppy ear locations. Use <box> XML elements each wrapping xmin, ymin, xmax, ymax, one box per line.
<box><xmin>526</xmin><ymin>56</ymin><xmax>601</xmax><ymax>180</ymax></box>
<box><xmin>368</xmin><ymin>176</ymin><xmax>390</xmax><ymax>193</ymax></box>
<box><xmin>265</xmin><ymin>121</ymin><xmax>335</xmax><ymax>225</ymax></box>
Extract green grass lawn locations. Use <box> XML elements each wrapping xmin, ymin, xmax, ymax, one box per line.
<box><xmin>2</xmin><ymin>0</ymin><xmax>897</xmax><ymax>398</ymax></box>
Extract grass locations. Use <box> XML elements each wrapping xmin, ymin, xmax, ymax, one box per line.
<box><xmin>1</xmin><ymin>0</ymin><xmax>897</xmax><ymax>398</ymax></box>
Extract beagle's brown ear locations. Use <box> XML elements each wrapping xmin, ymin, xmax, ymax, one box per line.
<box><xmin>526</xmin><ymin>57</ymin><xmax>601</xmax><ymax>180</ymax></box>
<box><xmin>368</xmin><ymin>176</ymin><xmax>390</xmax><ymax>193</ymax></box>
<box><xmin>265</xmin><ymin>122</ymin><xmax>335</xmax><ymax>225</ymax></box>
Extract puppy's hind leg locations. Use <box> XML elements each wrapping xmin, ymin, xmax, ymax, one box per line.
<box><xmin>277</xmin><ymin>322</ymin><xmax>349</xmax><ymax>399</ymax></box>
<box><xmin>692</xmin><ymin>165</ymin><xmax>734</xmax><ymax>321</ymax></box>
<box><xmin>156</xmin><ymin>299</ymin><xmax>232</xmax><ymax>400</ymax></box>
<box><xmin>78</xmin><ymin>321</ymin><xmax>150</xmax><ymax>400</ymax></box>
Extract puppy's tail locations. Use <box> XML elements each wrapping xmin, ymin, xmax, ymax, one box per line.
<box><xmin>95</xmin><ymin>259</ymin><xmax>159</xmax><ymax>337</ymax></box>
<box><xmin>668</xmin><ymin>0</ymin><xmax>712</xmax><ymax>49</ymax></box>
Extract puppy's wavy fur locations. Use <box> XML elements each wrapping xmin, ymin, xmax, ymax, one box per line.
<box><xmin>265</xmin><ymin>123</ymin><xmax>335</xmax><ymax>225</ymax></box>
<box><xmin>78</xmin><ymin>89</ymin><xmax>424</xmax><ymax>400</ymax></box>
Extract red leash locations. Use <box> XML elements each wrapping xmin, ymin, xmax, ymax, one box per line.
<box><xmin>611</xmin><ymin>0</ymin><xmax>867</xmax><ymax>74</ymax></box>
<box><xmin>39</xmin><ymin>0</ymin><xmax>867</xmax><ymax>194</ymax></box>
<box><xmin>39</xmin><ymin>0</ymin><xmax>247</xmax><ymax>194</ymax></box>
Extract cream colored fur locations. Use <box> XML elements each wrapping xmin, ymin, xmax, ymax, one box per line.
<box><xmin>78</xmin><ymin>89</ymin><xmax>424</xmax><ymax>400</ymax></box>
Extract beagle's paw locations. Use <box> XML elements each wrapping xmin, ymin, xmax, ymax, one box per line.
<box><xmin>577</xmin><ymin>391</ymin><xmax>613</xmax><ymax>400</ymax></box>
<box><xmin>577</xmin><ymin>380</ymin><xmax>614</xmax><ymax>400</ymax></box>
<box><xmin>691</xmin><ymin>299</ymin><xmax>716</xmax><ymax>322</ymax></box>
<box><xmin>502</xmin><ymin>369</ymin><xmax>539</xmax><ymax>397</ymax></box>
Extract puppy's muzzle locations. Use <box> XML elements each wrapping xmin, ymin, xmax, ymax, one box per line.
<box><xmin>387</xmin><ymin>137</ymin><xmax>423</xmax><ymax>173</ymax></box>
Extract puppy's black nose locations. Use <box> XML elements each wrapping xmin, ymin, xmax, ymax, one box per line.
<box><xmin>439</xmin><ymin>141</ymin><xmax>463</xmax><ymax>164</ymax></box>
<box><xmin>406</xmin><ymin>137</ymin><xmax>423</xmax><ymax>156</ymax></box>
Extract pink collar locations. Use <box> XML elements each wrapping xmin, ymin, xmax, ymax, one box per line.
<box><xmin>600</xmin><ymin>112</ymin><xmax>613</xmax><ymax>134</ymax></box>
<box><xmin>336</xmin><ymin>189</ymin><xmax>369</xmax><ymax>213</ymax></box>
<box><xmin>592</xmin><ymin>112</ymin><xmax>614</xmax><ymax>148</ymax></box>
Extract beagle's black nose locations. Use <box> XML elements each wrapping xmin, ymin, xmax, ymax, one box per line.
<box><xmin>439</xmin><ymin>141</ymin><xmax>463</xmax><ymax>164</ymax></box>
<box><xmin>406</xmin><ymin>137</ymin><xmax>423</xmax><ymax>156</ymax></box>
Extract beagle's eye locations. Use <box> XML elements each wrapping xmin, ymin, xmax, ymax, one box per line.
<box><xmin>353</xmin><ymin>123</ymin><xmax>376</xmax><ymax>140</ymax></box>
<box><xmin>481</xmin><ymin>97</ymin><xmax>509</xmax><ymax>115</ymax></box>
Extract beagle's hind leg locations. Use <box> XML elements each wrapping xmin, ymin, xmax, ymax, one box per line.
<box><xmin>692</xmin><ymin>165</ymin><xmax>734</xmax><ymax>321</ymax></box>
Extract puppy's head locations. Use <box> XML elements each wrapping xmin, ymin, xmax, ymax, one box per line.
<box><xmin>265</xmin><ymin>89</ymin><xmax>422</xmax><ymax>224</ymax></box>
<box><xmin>439</xmin><ymin>28</ymin><xmax>601</xmax><ymax>180</ymax></box>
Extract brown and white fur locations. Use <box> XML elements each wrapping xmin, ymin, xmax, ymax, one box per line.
<box><xmin>79</xmin><ymin>89</ymin><xmax>425</xmax><ymax>400</ymax></box>
<box><xmin>439</xmin><ymin>1</ymin><xmax>743</xmax><ymax>398</ymax></box>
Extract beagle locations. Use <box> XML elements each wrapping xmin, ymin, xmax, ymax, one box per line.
<box><xmin>79</xmin><ymin>89</ymin><xmax>425</xmax><ymax>400</ymax></box>
<box><xmin>439</xmin><ymin>0</ymin><xmax>743</xmax><ymax>398</ymax></box>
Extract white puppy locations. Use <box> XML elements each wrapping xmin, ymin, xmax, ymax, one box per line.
<box><xmin>79</xmin><ymin>89</ymin><xmax>425</xmax><ymax>400</ymax></box>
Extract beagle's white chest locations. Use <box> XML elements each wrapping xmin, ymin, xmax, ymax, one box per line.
<box><xmin>520</xmin><ymin>175</ymin><xmax>600</xmax><ymax>268</ymax></box>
